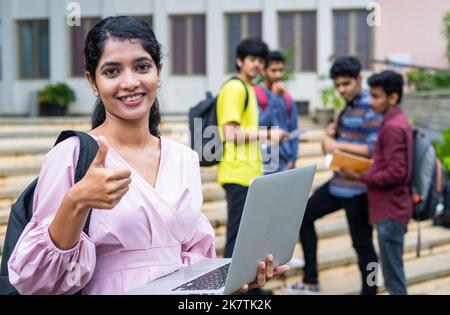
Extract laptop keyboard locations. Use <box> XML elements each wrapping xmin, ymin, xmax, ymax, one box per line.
<box><xmin>172</xmin><ymin>263</ymin><xmax>231</xmax><ymax>292</ymax></box>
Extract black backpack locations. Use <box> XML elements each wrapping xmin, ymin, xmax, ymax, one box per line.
<box><xmin>0</xmin><ymin>131</ymin><xmax>98</xmax><ymax>295</ymax></box>
<box><xmin>409</xmin><ymin>130</ymin><xmax>447</xmax><ymax>257</ymax></box>
<box><xmin>410</xmin><ymin>130</ymin><xmax>446</xmax><ymax>221</ymax></box>
<box><xmin>434</xmin><ymin>179</ymin><xmax>450</xmax><ymax>228</ymax></box>
<box><xmin>188</xmin><ymin>77</ymin><xmax>249</xmax><ymax>167</ymax></box>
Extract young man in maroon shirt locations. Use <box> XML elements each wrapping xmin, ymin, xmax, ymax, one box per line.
<box><xmin>340</xmin><ymin>70</ymin><xmax>413</xmax><ymax>295</ymax></box>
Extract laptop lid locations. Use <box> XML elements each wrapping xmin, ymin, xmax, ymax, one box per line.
<box><xmin>223</xmin><ymin>164</ymin><xmax>316</xmax><ymax>294</ymax></box>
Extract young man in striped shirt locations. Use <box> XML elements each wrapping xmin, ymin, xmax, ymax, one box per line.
<box><xmin>283</xmin><ymin>56</ymin><xmax>383</xmax><ymax>295</ymax></box>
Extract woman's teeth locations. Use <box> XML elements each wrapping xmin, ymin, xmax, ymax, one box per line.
<box><xmin>120</xmin><ymin>94</ymin><xmax>144</xmax><ymax>101</ymax></box>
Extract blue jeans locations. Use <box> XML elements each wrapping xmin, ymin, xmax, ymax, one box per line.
<box><xmin>376</xmin><ymin>218</ymin><xmax>408</xmax><ymax>295</ymax></box>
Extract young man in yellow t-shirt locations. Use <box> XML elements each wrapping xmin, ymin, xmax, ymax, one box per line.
<box><xmin>217</xmin><ymin>39</ymin><xmax>287</xmax><ymax>259</ymax></box>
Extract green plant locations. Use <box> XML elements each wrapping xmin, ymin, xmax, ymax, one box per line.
<box><xmin>407</xmin><ymin>69</ymin><xmax>450</xmax><ymax>92</ymax></box>
<box><xmin>444</xmin><ymin>11</ymin><xmax>450</xmax><ymax>64</ymax></box>
<box><xmin>318</xmin><ymin>74</ymin><xmax>345</xmax><ymax>112</ymax></box>
<box><xmin>38</xmin><ymin>83</ymin><xmax>76</xmax><ymax>108</ymax></box>
<box><xmin>435</xmin><ymin>127</ymin><xmax>450</xmax><ymax>172</ymax></box>
<box><xmin>254</xmin><ymin>47</ymin><xmax>295</xmax><ymax>84</ymax></box>
<box><xmin>281</xmin><ymin>47</ymin><xmax>295</xmax><ymax>82</ymax></box>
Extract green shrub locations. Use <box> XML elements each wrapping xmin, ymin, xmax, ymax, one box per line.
<box><xmin>318</xmin><ymin>74</ymin><xmax>345</xmax><ymax>112</ymax></box>
<box><xmin>407</xmin><ymin>69</ymin><xmax>450</xmax><ymax>92</ymax></box>
<box><xmin>444</xmin><ymin>11</ymin><xmax>450</xmax><ymax>64</ymax></box>
<box><xmin>38</xmin><ymin>83</ymin><xmax>76</xmax><ymax>108</ymax></box>
<box><xmin>435</xmin><ymin>127</ymin><xmax>450</xmax><ymax>172</ymax></box>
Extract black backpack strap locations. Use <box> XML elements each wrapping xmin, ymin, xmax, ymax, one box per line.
<box><xmin>334</xmin><ymin>105</ymin><xmax>348</xmax><ymax>139</ymax></box>
<box><xmin>229</xmin><ymin>76</ymin><xmax>250</xmax><ymax>112</ymax></box>
<box><xmin>54</xmin><ymin>131</ymin><xmax>99</xmax><ymax>235</ymax></box>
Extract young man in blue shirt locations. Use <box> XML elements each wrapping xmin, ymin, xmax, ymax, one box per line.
<box><xmin>283</xmin><ymin>56</ymin><xmax>383</xmax><ymax>295</ymax></box>
<box><xmin>256</xmin><ymin>51</ymin><xmax>299</xmax><ymax>175</ymax></box>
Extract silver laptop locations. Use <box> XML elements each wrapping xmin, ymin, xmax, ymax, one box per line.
<box><xmin>126</xmin><ymin>164</ymin><xmax>316</xmax><ymax>295</ymax></box>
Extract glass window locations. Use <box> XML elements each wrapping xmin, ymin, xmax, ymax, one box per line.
<box><xmin>18</xmin><ymin>20</ymin><xmax>50</xmax><ymax>79</ymax></box>
<box><xmin>333</xmin><ymin>10</ymin><xmax>374</xmax><ymax>70</ymax></box>
<box><xmin>170</xmin><ymin>15</ymin><xmax>206</xmax><ymax>75</ymax></box>
<box><xmin>70</xmin><ymin>17</ymin><xmax>100</xmax><ymax>77</ymax></box>
<box><xmin>225</xmin><ymin>13</ymin><xmax>262</xmax><ymax>73</ymax></box>
<box><xmin>279</xmin><ymin>12</ymin><xmax>317</xmax><ymax>72</ymax></box>
<box><xmin>132</xmin><ymin>15</ymin><xmax>153</xmax><ymax>28</ymax></box>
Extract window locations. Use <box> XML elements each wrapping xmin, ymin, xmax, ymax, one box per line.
<box><xmin>333</xmin><ymin>10</ymin><xmax>374</xmax><ymax>70</ymax></box>
<box><xmin>70</xmin><ymin>17</ymin><xmax>100</xmax><ymax>77</ymax></box>
<box><xmin>18</xmin><ymin>20</ymin><xmax>49</xmax><ymax>79</ymax></box>
<box><xmin>226</xmin><ymin>13</ymin><xmax>262</xmax><ymax>73</ymax></box>
<box><xmin>170</xmin><ymin>15</ymin><xmax>206</xmax><ymax>75</ymax></box>
<box><xmin>70</xmin><ymin>17</ymin><xmax>152</xmax><ymax>77</ymax></box>
<box><xmin>279</xmin><ymin>12</ymin><xmax>316</xmax><ymax>72</ymax></box>
<box><xmin>131</xmin><ymin>15</ymin><xmax>153</xmax><ymax>28</ymax></box>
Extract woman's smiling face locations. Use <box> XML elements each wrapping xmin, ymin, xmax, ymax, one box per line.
<box><xmin>87</xmin><ymin>37</ymin><xmax>161</xmax><ymax>122</ymax></box>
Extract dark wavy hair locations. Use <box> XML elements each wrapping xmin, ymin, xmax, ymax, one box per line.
<box><xmin>368</xmin><ymin>70</ymin><xmax>404</xmax><ymax>104</ymax></box>
<box><xmin>235</xmin><ymin>38</ymin><xmax>269</xmax><ymax>71</ymax></box>
<box><xmin>84</xmin><ymin>16</ymin><xmax>162</xmax><ymax>136</ymax></box>
<box><xmin>330</xmin><ymin>56</ymin><xmax>361</xmax><ymax>80</ymax></box>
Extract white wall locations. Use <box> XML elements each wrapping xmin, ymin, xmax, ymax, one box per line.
<box><xmin>13</xmin><ymin>80</ymin><xmax>49</xmax><ymax>115</ymax></box>
<box><xmin>1</xmin><ymin>0</ymin><xmax>17</xmax><ymax>115</ymax></box>
<box><xmin>166</xmin><ymin>77</ymin><xmax>208</xmax><ymax>112</ymax></box>
<box><xmin>0</xmin><ymin>0</ymin><xmax>374</xmax><ymax>115</ymax></box>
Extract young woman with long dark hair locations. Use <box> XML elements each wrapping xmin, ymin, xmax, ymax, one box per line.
<box><xmin>8</xmin><ymin>16</ymin><xmax>287</xmax><ymax>294</ymax></box>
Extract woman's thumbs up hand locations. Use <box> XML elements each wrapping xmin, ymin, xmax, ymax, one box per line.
<box><xmin>71</xmin><ymin>135</ymin><xmax>132</xmax><ymax>211</ymax></box>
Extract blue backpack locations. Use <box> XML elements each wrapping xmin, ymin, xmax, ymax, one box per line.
<box><xmin>0</xmin><ymin>131</ymin><xmax>98</xmax><ymax>295</ymax></box>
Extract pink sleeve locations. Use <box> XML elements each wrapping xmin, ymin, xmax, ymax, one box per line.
<box><xmin>181</xmin><ymin>151</ymin><xmax>216</xmax><ymax>266</ymax></box>
<box><xmin>181</xmin><ymin>214</ymin><xmax>217</xmax><ymax>266</ymax></box>
<box><xmin>7</xmin><ymin>137</ymin><xmax>97</xmax><ymax>295</ymax></box>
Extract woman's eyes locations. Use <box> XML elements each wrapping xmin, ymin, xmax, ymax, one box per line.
<box><xmin>136</xmin><ymin>64</ymin><xmax>151</xmax><ymax>72</ymax></box>
<box><xmin>103</xmin><ymin>64</ymin><xmax>151</xmax><ymax>77</ymax></box>
<box><xmin>104</xmin><ymin>68</ymin><xmax>119</xmax><ymax>77</ymax></box>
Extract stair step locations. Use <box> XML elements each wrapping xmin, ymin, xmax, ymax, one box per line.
<box><xmin>270</xmin><ymin>242</ymin><xmax>450</xmax><ymax>294</ymax></box>
<box><xmin>318</xmin><ymin>245</ymin><xmax>450</xmax><ymax>295</ymax></box>
<box><xmin>213</xmin><ymin>220</ymin><xmax>448</xmax><ymax>262</ymax></box>
<box><xmin>407</xmin><ymin>274</ymin><xmax>450</xmax><ymax>295</ymax></box>
<box><xmin>200</xmin><ymin>171</ymin><xmax>332</xmax><ymax>203</ymax></box>
<box><xmin>0</xmin><ymin>138</ymin><xmax>55</xmax><ymax>156</ymax></box>
<box><xmin>298</xmin><ymin>142</ymin><xmax>324</xmax><ymax>158</ymax></box>
<box><xmin>3</xmin><ymin>220</ymin><xmax>447</xmax><ymax>276</ymax></box>
<box><xmin>0</xmin><ymin>153</ymin><xmax>327</xmax><ymax>181</ymax></box>
<box><xmin>0</xmin><ymin>164</ymin><xmax>331</xmax><ymax>200</ymax></box>
<box><xmin>0</xmin><ymin>115</ymin><xmax>317</xmax><ymax>126</ymax></box>
<box><xmin>199</xmin><ymin>155</ymin><xmax>327</xmax><ymax>184</ymax></box>
<box><xmin>0</xmin><ymin>138</ymin><xmax>324</xmax><ymax>160</ymax></box>
<box><xmin>0</xmin><ymin>117</ymin><xmax>91</xmax><ymax>125</ymax></box>
<box><xmin>203</xmin><ymin>201</ymin><xmax>348</xmax><ymax>239</ymax></box>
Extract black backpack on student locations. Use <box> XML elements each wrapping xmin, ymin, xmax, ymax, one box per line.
<box><xmin>410</xmin><ymin>130</ymin><xmax>446</xmax><ymax>221</ymax></box>
<box><xmin>0</xmin><ymin>131</ymin><xmax>98</xmax><ymax>295</ymax></box>
<box><xmin>434</xmin><ymin>180</ymin><xmax>450</xmax><ymax>228</ymax></box>
<box><xmin>409</xmin><ymin>130</ymin><xmax>447</xmax><ymax>257</ymax></box>
<box><xmin>188</xmin><ymin>77</ymin><xmax>249</xmax><ymax>167</ymax></box>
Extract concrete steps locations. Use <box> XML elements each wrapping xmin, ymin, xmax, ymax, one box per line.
<box><xmin>271</xmin><ymin>244</ymin><xmax>450</xmax><ymax>295</ymax></box>
<box><xmin>270</xmin><ymin>238</ymin><xmax>450</xmax><ymax>295</ymax></box>
<box><xmin>408</xmin><ymin>274</ymin><xmax>450</xmax><ymax>295</ymax></box>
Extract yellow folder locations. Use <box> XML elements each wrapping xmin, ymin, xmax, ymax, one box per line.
<box><xmin>329</xmin><ymin>150</ymin><xmax>373</xmax><ymax>172</ymax></box>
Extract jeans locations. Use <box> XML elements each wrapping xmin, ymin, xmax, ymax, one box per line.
<box><xmin>223</xmin><ymin>184</ymin><xmax>249</xmax><ymax>258</ymax></box>
<box><xmin>376</xmin><ymin>218</ymin><xmax>408</xmax><ymax>295</ymax></box>
<box><xmin>299</xmin><ymin>181</ymin><xmax>378</xmax><ymax>295</ymax></box>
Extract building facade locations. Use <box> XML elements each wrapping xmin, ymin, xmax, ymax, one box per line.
<box><xmin>375</xmin><ymin>0</ymin><xmax>450</xmax><ymax>71</ymax></box>
<box><xmin>0</xmin><ymin>0</ymin><xmax>379</xmax><ymax>115</ymax></box>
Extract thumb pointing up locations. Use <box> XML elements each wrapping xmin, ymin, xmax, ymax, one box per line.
<box><xmin>92</xmin><ymin>135</ymin><xmax>109</xmax><ymax>168</ymax></box>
